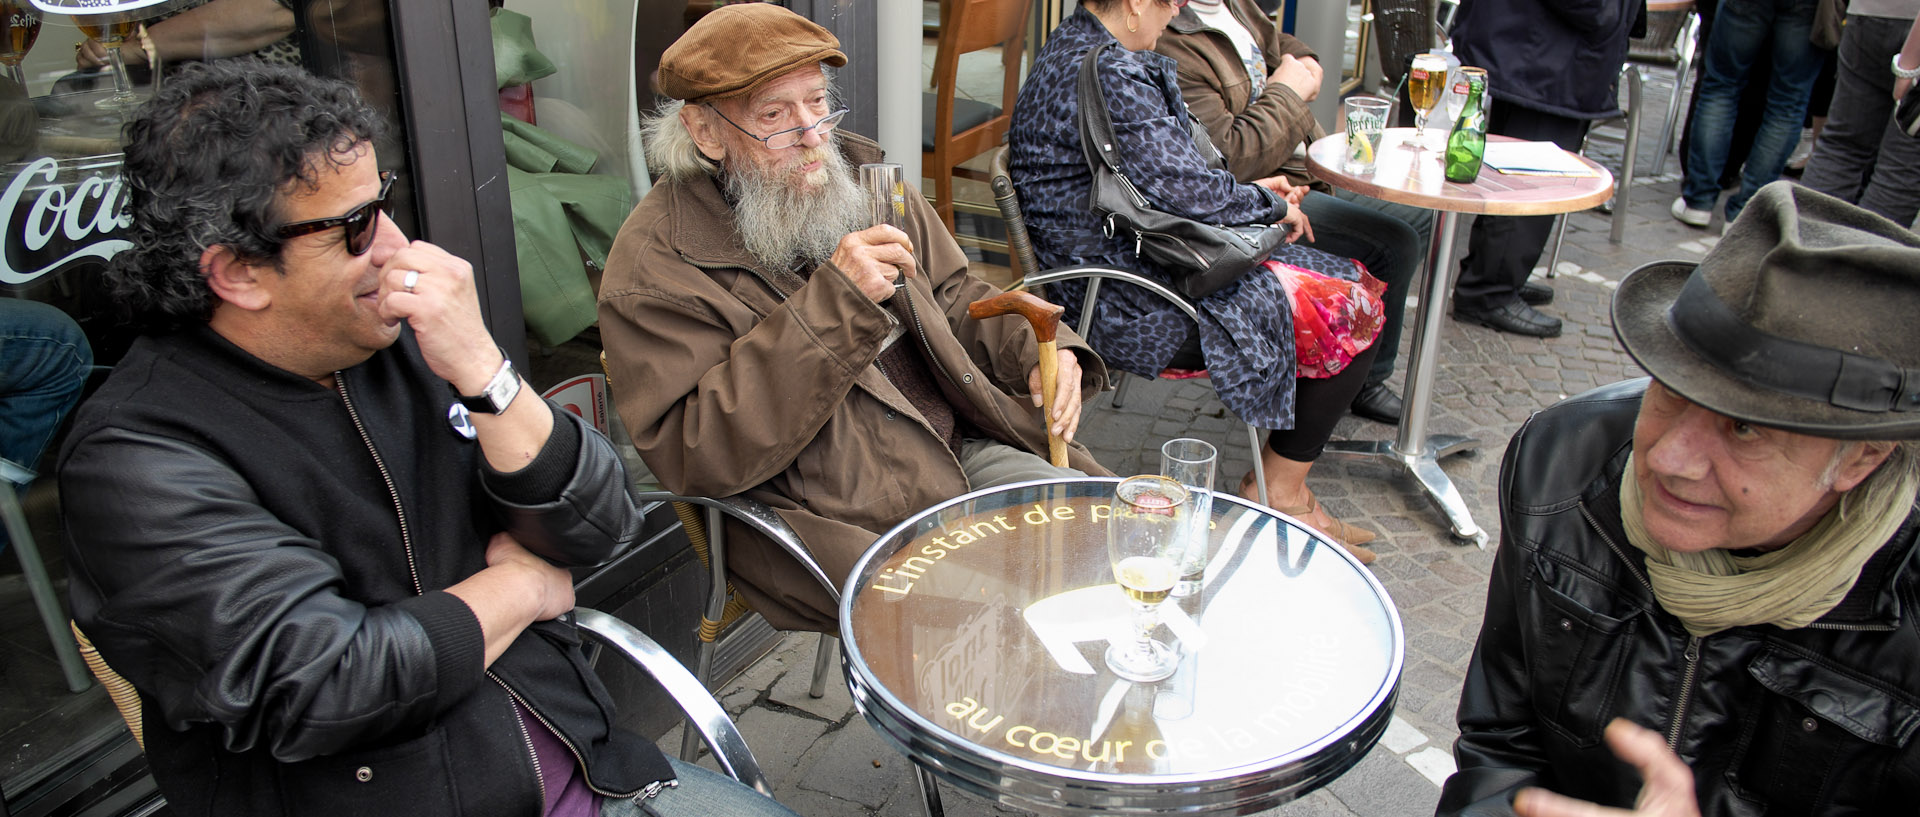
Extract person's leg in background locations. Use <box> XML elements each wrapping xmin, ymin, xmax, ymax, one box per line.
<box><xmin>1298</xmin><ymin>190</ymin><xmax>1422</xmax><ymax>424</ymax></box>
<box><xmin>1679</xmin><ymin>0</ymin><xmax>1781</xmax><ymax>221</ymax></box>
<box><xmin>1450</xmin><ymin>105</ymin><xmax>1589</xmax><ymax>338</ymax></box>
<box><xmin>600</xmin><ymin>758</ymin><xmax>803</xmax><ymax>817</ymax></box>
<box><xmin>1785</xmin><ymin>47</ymin><xmax>1837</xmax><ymax>173</ymax></box>
<box><xmin>0</xmin><ymin>299</ymin><xmax>92</xmax><ymax>553</ymax></box>
<box><xmin>1800</xmin><ymin>14</ymin><xmax>1908</xmax><ymax>201</ymax></box>
<box><xmin>1725</xmin><ymin>0</ymin><xmax>1827</xmax><ymax>222</ymax></box>
<box><xmin>1241</xmin><ymin>342</ymin><xmax>1381</xmax><ymax>564</ymax></box>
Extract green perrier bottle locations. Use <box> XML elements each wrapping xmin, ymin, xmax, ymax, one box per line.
<box><xmin>1445</xmin><ymin>67</ymin><xmax>1489</xmax><ymax>183</ymax></box>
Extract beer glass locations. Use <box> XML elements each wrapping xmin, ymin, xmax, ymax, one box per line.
<box><xmin>0</xmin><ymin>3</ymin><xmax>41</xmax><ymax>89</ymax></box>
<box><xmin>1158</xmin><ymin>438</ymin><xmax>1215</xmax><ymax>597</ymax></box>
<box><xmin>1105</xmin><ymin>475</ymin><xmax>1188</xmax><ymax>682</ymax></box>
<box><xmin>859</xmin><ymin>162</ymin><xmax>906</xmax><ymax>231</ymax></box>
<box><xmin>1406</xmin><ymin>52</ymin><xmax>1449</xmax><ymax>149</ymax></box>
<box><xmin>76</xmin><ymin>13</ymin><xmax>138</xmax><ymax>110</ymax></box>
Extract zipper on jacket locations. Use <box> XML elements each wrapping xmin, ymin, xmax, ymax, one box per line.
<box><xmin>492</xmin><ymin>673</ymin><xmax>660</xmax><ymax>801</ymax></box>
<box><xmin>1665</xmin><ymin>635</ymin><xmax>1702</xmax><ymax>751</ymax></box>
<box><xmin>336</xmin><ymin>376</ymin><xmax>423</xmax><ymax>595</ymax></box>
<box><xmin>497</xmin><ymin>675</ymin><xmax>548</xmax><ymax>808</ymax></box>
<box><xmin>1578</xmin><ymin>502</ymin><xmax>1652</xmax><ymax>596</ymax></box>
<box><xmin>899</xmin><ymin>282</ymin><xmax>964</xmax><ymax>388</ymax></box>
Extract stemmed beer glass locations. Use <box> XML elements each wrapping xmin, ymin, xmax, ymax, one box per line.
<box><xmin>1105</xmin><ymin>475</ymin><xmax>1188</xmax><ymax>683</ymax></box>
<box><xmin>0</xmin><ymin>3</ymin><xmax>41</xmax><ymax>89</ymax></box>
<box><xmin>1405</xmin><ymin>52</ymin><xmax>1450</xmax><ymax>149</ymax></box>
<box><xmin>76</xmin><ymin>12</ymin><xmax>139</xmax><ymax>110</ymax></box>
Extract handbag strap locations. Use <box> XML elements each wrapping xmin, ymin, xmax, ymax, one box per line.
<box><xmin>1076</xmin><ymin>42</ymin><xmax>1129</xmax><ymax>183</ymax></box>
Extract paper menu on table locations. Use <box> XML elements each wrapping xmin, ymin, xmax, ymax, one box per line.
<box><xmin>1483</xmin><ymin>142</ymin><xmax>1599</xmax><ymax>177</ymax></box>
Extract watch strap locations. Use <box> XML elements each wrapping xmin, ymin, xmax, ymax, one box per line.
<box><xmin>457</xmin><ymin>355</ymin><xmax>520</xmax><ymax>414</ymax></box>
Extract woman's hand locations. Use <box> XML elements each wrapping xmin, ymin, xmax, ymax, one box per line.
<box><xmin>1254</xmin><ymin>175</ymin><xmax>1309</xmax><ymax>207</ymax></box>
<box><xmin>1278</xmin><ymin>202</ymin><xmax>1314</xmax><ymax>244</ymax></box>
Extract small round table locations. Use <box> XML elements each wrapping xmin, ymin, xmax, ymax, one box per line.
<box><xmin>840</xmin><ymin>478</ymin><xmax>1404</xmax><ymax>815</ymax></box>
<box><xmin>1306</xmin><ymin>129</ymin><xmax>1613</xmax><ymax>545</ymax></box>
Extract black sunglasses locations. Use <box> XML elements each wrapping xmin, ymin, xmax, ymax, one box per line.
<box><xmin>276</xmin><ymin>171</ymin><xmax>394</xmax><ymax>255</ymax></box>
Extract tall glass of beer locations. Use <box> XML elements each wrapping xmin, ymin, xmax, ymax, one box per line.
<box><xmin>1406</xmin><ymin>52</ymin><xmax>1449</xmax><ymax>149</ymax></box>
<box><xmin>0</xmin><ymin>3</ymin><xmax>40</xmax><ymax>89</ymax></box>
<box><xmin>76</xmin><ymin>13</ymin><xmax>139</xmax><ymax>110</ymax></box>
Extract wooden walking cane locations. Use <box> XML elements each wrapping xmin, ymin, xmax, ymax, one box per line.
<box><xmin>968</xmin><ymin>290</ymin><xmax>1069</xmax><ymax>467</ymax></box>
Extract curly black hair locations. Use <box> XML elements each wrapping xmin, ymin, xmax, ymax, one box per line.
<box><xmin>107</xmin><ymin>59</ymin><xmax>386</xmax><ymax>331</ymax></box>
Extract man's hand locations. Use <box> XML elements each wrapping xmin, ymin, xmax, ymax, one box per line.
<box><xmin>831</xmin><ymin>225</ymin><xmax>918</xmax><ymax>302</ymax></box>
<box><xmin>486</xmin><ymin>533</ymin><xmax>576</xmax><ymax>624</ymax></box>
<box><xmin>77</xmin><ymin>34</ymin><xmax>149</xmax><ymax>70</ymax></box>
<box><xmin>1513</xmin><ymin>720</ymin><xmax>1701</xmax><ymax>817</ymax></box>
<box><xmin>376</xmin><ymin>240</ymin><xmax>500</xmax><ymax>396</ymax></box>
<box><xmin>1271</xmin><ymin>54</ymin><xmax>1321</xmax><ymax>103</ymax></box>
<box><xmin>1026</xmin><ymin>348</ymin><xmax>1084</xmax><ymax>444</ymax></box>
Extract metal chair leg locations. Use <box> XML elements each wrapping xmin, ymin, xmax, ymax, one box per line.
<box><xmin>1613</xmin><ymin>66</ymin><xmax>1642</xmax><ymax>245</ymax></box>
<box><xmin>809</xmin><ymin>634</ymin><xmax>837</xmax><ymax>698</ymax></box>
<box><xmin>683</xmin><ymin>504</ymin><xmax>732</xmax><ymax>762</ymax></box>
<box><xmin>1543</xmin><ymin>214</ymin><xmax>1570</xmax><ymax>280</ymax></box>
<box><xmin>1246</xmin><ymin>423</ymin><xmax>1267</xmax><ymax>505</ymax></box>
<box><xmin>1110</xmin><ymin>372</ymin><xmax>1136</xmax><ymax>408</ymax></box>
<box><xmin>915</xmin><ymin>764</ymin><xmax>947</xmax><ymax>817</ymax></box>
<box><xmin>0</xmin><ymin>478</ymin><xmax>91</xmax><ymax>693</ymax></box>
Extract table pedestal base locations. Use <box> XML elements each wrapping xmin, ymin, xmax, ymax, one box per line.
<box><xmin>1322</xmin><ymin>435</ymin><xmax>1485</xmax><ymax>546</ymax></box>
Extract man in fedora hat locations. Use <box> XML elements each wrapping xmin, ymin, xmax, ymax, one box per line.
<box><xmin>1437</xmin><ymin>181</ymin><xmax>1920</xmax><ymax>817</ymax></box>
<box><xmin>599</xmin><ymin>4</ymin><xmax>1109</xmax><ymax>631</ymax></box>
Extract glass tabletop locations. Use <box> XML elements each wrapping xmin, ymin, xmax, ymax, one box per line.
<box><xmin>840</xmin><ymin>478</ymin><xmax>1404</xmax><ymax>813</ymax></box>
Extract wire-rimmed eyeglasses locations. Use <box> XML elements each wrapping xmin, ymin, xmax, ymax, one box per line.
<box><xmin>705</xmin><ymin>104</ymin><xmax>849</xmax><ymax>150</ymax></box>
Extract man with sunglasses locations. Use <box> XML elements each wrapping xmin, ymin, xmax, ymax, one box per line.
<box><xmin>57</xmin><ymin>61</ymin><xmax>801</xmax><ymax>817</ymax></box>
<box><xmin>600</xmin><ymin>3</ymin><xmax>1111</xmax><ymax>632</ymax></box>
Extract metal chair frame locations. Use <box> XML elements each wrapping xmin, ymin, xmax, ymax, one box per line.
<box><xmin>986</xmin><ymin>147</ymin><xmax>1268</xmax><ymax>503</ymax></box>
<box><xmin>3</xmin><ymin>460</ymin><xmax>91</xmax><ymax>693</ymax></box>
<box><xmin>1543</xmin><ymin>64</ymin><xmax>1644</xmax><ymax>278</ymax></box>
<box><xmin>70</xmin><ymin>607</ymin><xmax>775</xmax><ymax>806</ymax></box>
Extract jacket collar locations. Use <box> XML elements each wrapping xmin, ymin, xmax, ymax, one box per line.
<box><xmin>665</xmin><ymin>132</ymin><xmax>885</xmax><ymax>276</ymax></box>
<box><xmin>1583</xmin><ymin>445</ymin><xmax>1920</xmax><ymax>629</ymax></box>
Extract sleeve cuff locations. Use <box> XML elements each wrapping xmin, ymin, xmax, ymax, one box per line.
<box><xmin>394</xmin><ymin>590</ymin><xmax>487</xmax><ymax>703</ymax></box>
<box><xmin>482</xmin><ymin>401</ymin><xmax>581</xmax><ymax>505</ymax></box>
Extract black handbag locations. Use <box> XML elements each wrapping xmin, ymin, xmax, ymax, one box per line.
<box><xmin>1077</xmin><ymin>41</ymin><xmax>1290</xmax><ymax>299</ymax></box>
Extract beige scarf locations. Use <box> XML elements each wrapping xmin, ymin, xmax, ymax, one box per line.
<box><xmin>1619</xmin><ymin>454</ymin><xmax>1918</xmax><ymax>637</ymax></box>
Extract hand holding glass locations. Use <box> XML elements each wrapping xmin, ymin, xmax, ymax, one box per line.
<box><xmin>859</xmin><ymin>162</ymin><xmax>906</xmax><ymax>231</ymax></box>
<box><xmin>1106</xmin><ymin>475</ymin><xmax>1188</xmax><ymax>682</ymax></box>
<box><xmin>76</xmin><ymin>14</ymin><xmax>138</xmax><ymax>110</ymax></box>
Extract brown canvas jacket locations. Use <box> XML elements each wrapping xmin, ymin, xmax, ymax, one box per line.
<box><xmin>598</xmin><ymin>133</ymin><xmax>1108</xmax><ymax>632</ymax></box>
<box><xmin>1156</xmin><ymin>0</ymin><xmax>1323</xmax><ymax>184</ymax></box>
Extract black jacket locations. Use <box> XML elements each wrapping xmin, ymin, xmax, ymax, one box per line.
<box><xmin>59</xmin><ymin>326</ymin><xmax>667</xmax><ymax>817</ymax></box>
<box><xmin>1439</xmin><ymin>379</ymin><xmax>1920</xmax><ymax>816</ymax></box>
<box><xmin>1449</xmin><ymin>0</ymin><xmax>1645</xmax><ymax>120</ymax></box>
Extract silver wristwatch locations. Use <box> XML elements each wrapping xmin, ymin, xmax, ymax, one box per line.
<box><xmin>456</xmin><ymin>356</ymin><xmax>521</xmax><ymax>414</ymax></box>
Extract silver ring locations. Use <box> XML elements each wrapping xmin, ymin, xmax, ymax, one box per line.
<box><xmin>401</xmin><ymin>269</ymin><xmax>419</xmax><ymax>293</ymax></box>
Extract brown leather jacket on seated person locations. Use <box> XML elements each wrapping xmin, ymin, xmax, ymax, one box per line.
<box><xmin>598</xmin><ymin>132</ymin><xmax>1110</xmax><ymax>633</ymax></box>
<box><xmin>1155</xmin><ymin>0</ymin><xmax>1324</xmax><ymax>185</ymax></box>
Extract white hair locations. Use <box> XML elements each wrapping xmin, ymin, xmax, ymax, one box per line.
<box><xmin>640</xmin><ymin>98</ymin><xmax>717</xmax><ymax>183</ymax></box>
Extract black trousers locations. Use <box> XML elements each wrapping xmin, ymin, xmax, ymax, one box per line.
<box><xmin>1451</xmin><ymin>106</ymin><xmax>1591</xmax><ymax>313</ymax></box>
<box><xmin>1267</xmin><ymin>341</ymin><xmax>1379</xmax><ymax>462</ymax></box>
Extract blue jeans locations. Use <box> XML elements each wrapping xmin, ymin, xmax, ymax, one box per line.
<box><xmin>1799</xmin><ymin>14</ymin><xmax>1920</xmax><ymax>227</ymax></box>
<box><xmin>1682</xmin><ymin>0</ymin><xmax>1828</xmax><ymax>221</ymax></box>
<box><xmin>599</xmin><ymin>758</ymin><xmax>801</xmax><ymax>817</ymax></box>
<box><xmin>0</xmin><ymin>299</ymin><xmax>91</xmax><ymax>482</ymax></box>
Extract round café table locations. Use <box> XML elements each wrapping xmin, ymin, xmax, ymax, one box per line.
<box><xmin>1306</xmin><ymin>129</ymin><xmax>1613</xmax><ymax>546</ymax></box>
<box><xmin>840</xmin><ymin>478</ymin><xmax>1403</xmax><ymax>815</ymax></box>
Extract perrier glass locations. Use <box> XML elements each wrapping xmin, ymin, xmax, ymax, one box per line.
<box><xmin>1445</xmin><ymin>67</ymin><xmax>1489</xmax><ymax>183</ymax></box>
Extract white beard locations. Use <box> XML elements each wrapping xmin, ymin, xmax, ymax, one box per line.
<box><xmin>724</xmin><ymin>139</ymin><xmax>869</xmax><ymax>271</ymax></box>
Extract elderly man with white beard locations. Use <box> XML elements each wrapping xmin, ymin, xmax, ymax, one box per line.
<box><xmin>598</xmin><ymin>3</ymin><xmax>1111</xmax><ymax>632</ymax></box>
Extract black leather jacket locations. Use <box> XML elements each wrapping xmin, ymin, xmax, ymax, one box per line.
<box><xmin>59</xmin><ymin>327</ymin><xmax>666</xmax><ymax>817</ymax></box>
<box><xmin>1438</xmin><ymin>380</ymin><xmax>1920</xmax><ymax>817</ymax></box>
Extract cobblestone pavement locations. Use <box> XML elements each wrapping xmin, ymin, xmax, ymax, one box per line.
<box><xmin>661</xmin><ymin>70</ymin><xmax>1746</xmax><ymax>816</ymax></box>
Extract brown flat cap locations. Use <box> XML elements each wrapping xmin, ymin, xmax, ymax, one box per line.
<box><xmin>659</xmin><ymin>4</ymin><xmax>848</xmax><ymax>102</ymax></box>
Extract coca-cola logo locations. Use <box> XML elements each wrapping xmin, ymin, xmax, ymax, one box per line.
<box><xmin>0</xmin><ymin>155</ymin><xmax>134</xmax><ymax>287</ymax></box>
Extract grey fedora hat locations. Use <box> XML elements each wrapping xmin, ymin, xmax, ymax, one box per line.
<box><xmin>1613</xmin><ymin>181</ymin><xmax>1920</xmax><ymax>440</ymax></box>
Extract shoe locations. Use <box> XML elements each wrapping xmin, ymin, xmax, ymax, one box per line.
<box><xmin>1350</xmin><ymin>381</ymin><xmax>1404</xmax><ymax>424</ymax></box>
<box><xmin>1276</xmin><ymin>488</ymin><xmax>1378</xmax><ymax>563</ymax></box>
<box><xmin>1671</xmin><ymin>197</ymin><xmax>1712</xmax><ymax>228</ymax></box>
<box><xmin>1452</xmin><ymin>300</ymin><xmax>1563</xmax><ymax>338</ymax></box>
<box><xmin>1519</xmin><ymin>280</ymin><xmax>1555</xmax><ymax>306</ymax></box>
<box><xmin>1237</xmin><ymin>475</ymin><xmax>1378</xmax><ymax>563</ymax></box>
